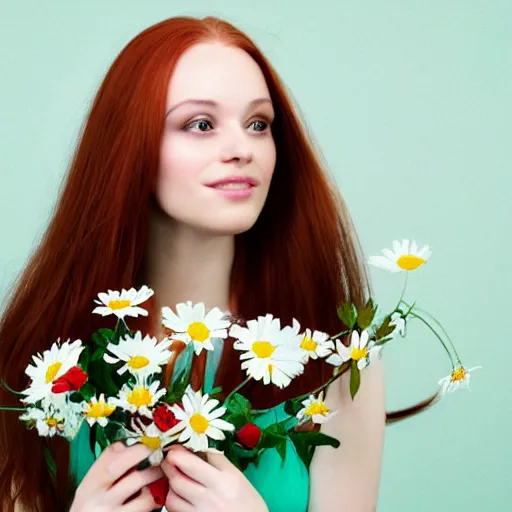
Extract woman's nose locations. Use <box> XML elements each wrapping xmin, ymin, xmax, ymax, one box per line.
<box><xmin>219</xmin><ymin>127</ymin><xmax>253</xmax><ymax>164</ymax></box>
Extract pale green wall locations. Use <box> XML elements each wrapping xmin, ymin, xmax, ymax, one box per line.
<box><xmin>1</xmin><ymin>1</ymin><xmax>510</xmax><ymax>510</ymax></box>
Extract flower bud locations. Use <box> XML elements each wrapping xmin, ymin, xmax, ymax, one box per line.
<box><xmin>235</xmin><ymin>422</ymin><xmax>262</xmax><ymax>449</ymax></box>
<box><xmin>51</xmin><ymin>366</ymin><xmax>88</xmax><ymax>393</ymax></box>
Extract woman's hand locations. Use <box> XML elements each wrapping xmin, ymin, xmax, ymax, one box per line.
<box><xmin>70</xmin><ymin>441</ymin><xmax>165</xmax><ymax>512</ymax></box>
<box><xmin>162</xmin><ymin>445</ymin><xmax>269</xmax><ymax>512</ymax></box>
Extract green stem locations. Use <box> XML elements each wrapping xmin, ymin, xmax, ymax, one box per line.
<box><xmin>394</xmin><ymin>273</ymin><xmax>409</xmax><ymax>312</ymax></box>
<box><xmin>0</xmin><ymin>406</ymin><xmax>26</xmax><ymax>412</ymax></box>
<box><xmin>251</xmin><ymin>361</ymin><xmax>352</xmax><ymax>414</ymax></box>
<box><xmin>405</xmin><ymin>310</ymin><xmax>456</xmax><ymax>365</ymax></box>
<box><xmin>225</xmin><ymin>376</ymin><xmax>251</xmax><ymax>403</ymax></box>
<box><xmin>401</xmin><ymin>300</ymin><xmax>462</xmax><ymax>364</ymax></box>
<box><xmin>330</xmin><ymin>329</ymin><xmax>351</xmax><ymax>340</ymax></box>
<box><xmin>0</xmin><ymin>379</ymin><xmax>25</xmax><ymax>395</ymax></box>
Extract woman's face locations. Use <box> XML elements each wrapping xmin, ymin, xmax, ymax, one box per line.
<box><xmin>156</xmin><ymin>42</ymin><xmax>277</xmax><ymax>236</ymax></box>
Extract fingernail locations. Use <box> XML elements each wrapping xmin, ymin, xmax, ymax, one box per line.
<box><xmin>136</xmin><ymin>457</ymin><xmax>151</xmax><ymax>471</ymax></box>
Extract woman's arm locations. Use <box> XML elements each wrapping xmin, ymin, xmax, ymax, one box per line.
<box><xmin>308</xmin><ymin>358</ymin><xmax>386</xmax><ymax>512</ymax></box>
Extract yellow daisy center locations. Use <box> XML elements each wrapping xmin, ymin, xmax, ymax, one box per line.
<box><xmin>45</xmin><ymin>362</ymin><xmax>62</xmax><ymax>383</ymax></box>
<box><xmin>305</xmin><ymin>401</ymin><xmax>330</xmax><ymax>417</ymax></box>
<box><xmin>396</xmin><ymin>254</ymin><xmax>426</xmax><ymax>271</ymax></box>
<box><xmin>300</xmin><ymin>336</ymin><xmax>318</xmax><ymax>352</ymax></box>
<box><xmin>252</xmin><ymin>341</ymin><xmax>276</xmax><ymax>358</ymax></box>
<box><xmin>190</xmin><ymin>413</ymin><xmax>209</xmax><ymax>434</ymax></box>
<box><xmin>141</xmin><ymin>435</ymin><xmax>161</xmax><ymax>450</ymax></box>
<box><xmin>46</xmin><ymin>417</ymin><xmax>59</xmax><ymax>428</ymax></box>
<box><xmin>108</xmin><ymin>299</ymin><xmax>131</xmax><ymax>310</ymax></box>
<box><xmin>187</xmin><ymin>322</ymin><xmax>210</xmax><ymax>342</ymax></box>
<box><xmin>451</xmin><ymin>367</ymin><xmax>467</xmax><ymax>382</ymax></box>
<box><xmin>128</xmin><ymin>356</ymin><xmax>150</xmax><ymax>369</ymax></box>
<box><xmin>351</xmin><ymin>346</ymin><xmax>368</xmax><ymax>361</ymax></box>
<box><xmin>86</xmin><ymin>400</ymin><xmax>116</xmax><ymax>419</ymax></box>
<box><xmin>128</xmin><ymin>387</ymin><xmax>153</xmax><ymax>408</ymax></box>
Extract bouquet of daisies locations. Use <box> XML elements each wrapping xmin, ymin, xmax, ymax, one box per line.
<box><xmin>0</xmin><ymin>239</ymin><xmax>480</xmax><ymax>488</ymax></box>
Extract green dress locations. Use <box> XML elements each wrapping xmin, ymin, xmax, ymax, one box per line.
<box><xmin>69</xmin><ymin>339</ymin><xmax>310</xmax><ymax>511</ymax></box>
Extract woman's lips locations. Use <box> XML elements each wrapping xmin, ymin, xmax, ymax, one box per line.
<box><xmin>205</xmin><ymin>176</ymin><xmax>258</xmax><ymax>200</ymax></box>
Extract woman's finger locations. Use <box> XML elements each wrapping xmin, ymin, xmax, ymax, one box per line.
<box><xmin>121</xmin><ymin>486</ymin><xmax>158</xmax><ymax>512</ymax></box>
<box><xmin>107</xmin><ymin>465</ymin><xmax>164</xmax><ymax>505</ymax></box>
<box><xmin>164</xmin><ymin>459</ymin><xmax>206</xmax><ymax>504</ymax></box>
<box><xmin>77</xmin><ymin>442</ymin><xmax>152</xmax><ymax>495</ymax></box>
<box><xmin>164</xmin><ymin>445</ymin><xmax>219</xmax><ymax>487</ymax></box>
<box><xmin>165</xmin><ymin>487</ymin><xmax>195</xmax><ymax>512</ymax></box>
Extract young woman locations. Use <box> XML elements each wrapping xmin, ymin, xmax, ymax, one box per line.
<box><xmin>0</xmin><ymin>16</ymin><xmax>436</xmax><ymax>512</ymax></box>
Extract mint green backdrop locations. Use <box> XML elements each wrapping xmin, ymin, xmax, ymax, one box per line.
<box><xmin>1</xmin><ymin>2</ymin><xmax>509</xmax><ymax>510</ymax></box>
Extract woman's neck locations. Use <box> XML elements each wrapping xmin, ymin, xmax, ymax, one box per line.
<box><xmin>144</xmin><ymin>206</ymin><xmax>235</xmax><ymax>323</ymax></box>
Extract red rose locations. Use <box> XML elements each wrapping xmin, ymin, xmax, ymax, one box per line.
<box><xmin>153</xmin><ymin>404</ymin><xmax>180</xmax><ymax>432</ymax></box>
<box><xmin>147</xmin><ymin>476</ymin><xmax>169</xmax><ymax>506</ymax></box>
<box><xmin>236</xmin><ymin>422</ymin><xmax>262</xmax><ymax>449</ymax></box>
<box><xmin>51</xmin><ymin>366</ymin><xmax>88</xmax><ymax>393</ymax></box>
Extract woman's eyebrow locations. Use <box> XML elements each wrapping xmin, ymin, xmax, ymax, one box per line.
<box><xmin>166</xmin><ymin>97</ymin><xmax>273</xmax><ymax>117</ymax></box>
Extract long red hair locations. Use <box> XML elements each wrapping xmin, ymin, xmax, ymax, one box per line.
<box><xmin>0</xmin><ymin>16</ymin><xmax>437</xmax><ymax>511</ymax></box>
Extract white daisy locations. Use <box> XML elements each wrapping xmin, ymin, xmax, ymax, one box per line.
<box><xmin>110</xmin><ymin>377</ymin><xmax>166</xmax><ymax>418</ymax></box>
<box><xmin>21</xmin><ymin>339</ymin><xmax>84</xmax><ymax>405</ymax></box>
<box><xmin>103</xmin><ymin>332</ymin><xmax>173</xmax><ymax>377</ymax></box>
<box><xmin>299</xmin><ymin>329</ymin><xmax>335</xmax><ymax>364</ymax></box>
<box><xmin>368</xmin><ymin>239</ymin><xmax>431</xmax><ymax>273</ymax></box>
<box><xmin>389</xmin><ymin>312</ymin><xmax>407</xmax><ymax>338</ymax></box>
<box><xmin>296</xmin><ymin>391</ymin><xmax>336</xmax><ymax>425</ymax></box>
<box><xmin>82</xmin><ymin>393</ymin><xmax>117</xmax><ymax>427</ymax></box>
<box><xmin>126</xmin><ymin>416</ymin><xmax>182</xmax><ymax>465</ymax></box>
<box><xmin>326</xmin><ymin>330</ymin><xmax>381</xmax><ymax>370</ymax></box>
<box><xmin>161</xmin><ymin>301</ymin><xmax>231</xmax><ymax>356</ymax></box>
<box><xmin>19</xmin><ymin>406</ymin><xmax>65</xmax><ymax>437</ymax></box>
<box><xmin>92</xmin><ymin>285</ymin><xmax>154</xmax><ymax>319</ymax></box>
<box><xmin>438</xmin><ymin>365</ymin><xmax>482</xmax><ymax>395</ymax></box>
<box><xmin>169</xmin><ymin>386</ymin><xmax>234</xmax><ymax>452</ymax></box>
<box><xmin>60</xmin><ymin>400</ymin><xmax>86</xmax><ymax>440</ymax></box>
<box><xmin>230</xmin><ymin>315</ymin><xmax>305</xmax><ymax>389</ymax></box>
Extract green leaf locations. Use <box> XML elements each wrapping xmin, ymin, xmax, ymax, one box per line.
<box><xmin>209</xmin><ymin>386</ymin><xmax>223</xmax><ymax>396</ymax></box>
<box><xmin>80</xmin><ymin>382</ymin><xmax>95</xmax><ymax>401</ymax></box>
<box><xmin>290</xmin><ymin>431</ymin><xmax>340</xmax><ymax>468</ymax></box>
<box><xmin>357</xmin><ymin>298</ymin><xmax>376</xmax><ymax>330</ymax></box>
<box><xmin>350</xmin><ymin>360</ymin><xmax>360</xmax><ymax>399</ymax></box>
<box><xmin>68</xmin><ymin>392</ymin><xmax>83</xmax><ymax>403</ymax></box>
<box><xmin>87</xmin><ymin>359</ymin><xmax>120</xmax><ymax>396</ymax></box>
<box><xmin>166</xmin><ymin>367</ymin><xmax>190</xmax><ymax>404</ymax></box>
<box><xmin>260</xmin><ymin>422</ymin><xmax>287</xmax><ymax>451</ymax></box>
<box><xmin>223</xmin><ymin>393</ymin><xmax>253</xmax><ymax>429</ymax></box>
<box><xmin>375</xmin><ymin>315</ymin><xmax>395</xmax><ymax>341</ymax></box>
<box><xmin>114</xmin><ymin>320</ymin><xmax>129</xmax><ymax>340</ymax></box>
<box><xmin>90</xmin><ymin>347</ymin><xmax>106</xmax><ymax>362</ymax></box>
<box><xmin>224</xmin><ymin>393</ymin><xmax>252</xmax><ymax>416</ymax></box>
<box><xmin>275</xmin><ymin>439</ymin><xmax>287</xmax><ymax>463</ymax></box>
<box><xmin>337</xmin><ymin>302</ymin><xmax>357</xmax><ymax>329</ymax></box>
<box><xmin>78</xmin><ymin>347</ymin><xmax>90</xmax><ymax>371</ymax></box>
<box><xmin>289</xmin><ymin>431</ymin><xmax>340</xmax><ymax>468</ymax></box>
<box><xmin>96</xmin><ymin>426</ymin><xmax>109</xmax><ymax>451</ymax></box>
<box><xmin>91</xmin><ymin>329</ymin><xmax>114</xmax><ymax>349</ymax></box>
<box><xmin>284</xmin><ymin>398</ymin><xmax>303</xmax><ymax>417</ymax></box>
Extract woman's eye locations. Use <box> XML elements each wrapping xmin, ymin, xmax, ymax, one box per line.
<box><xmin>184</xmin><ymin>118</ymin><xmax>270</xmax><ymax>133</ymax></box>
<box><xmin>186</xmin><ymin>119</ymin><xmax>213</xmax><ymax>132</ymax></box>
<box><xmin>250</xmin><ymin>120</ymin><xmax>269</xmax><ymax>132</ymax></box>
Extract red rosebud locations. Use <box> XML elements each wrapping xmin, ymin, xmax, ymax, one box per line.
<box><xmin>235</xmin><ymin>422</ymin><xmax>262</xmax><ymax>449</ymax></box>
<box><xmin>153</xmin><ymin>404</ymin><xmax>180</xmax><ymax>432</ymax></box>
<box><xmin>147</xmin><ymin>476</ymin><xmax>169</xmax><ymax>506</ymax></box>
<box><xmin>51</xmin><ymin>366</ymin><xmax>88</xmax><ymax>394</ymax></box>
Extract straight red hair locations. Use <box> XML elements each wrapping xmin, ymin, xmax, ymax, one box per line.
<box><xmin>0</xmin><ymin>16</ymin><xmax>437</xmax><ymax>511</ymax></box>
